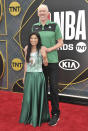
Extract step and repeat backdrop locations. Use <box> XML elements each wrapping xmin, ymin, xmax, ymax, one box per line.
<box><xmin>0</xmin><ymin>0</ymin><xmax>88</xmax><ymax>99</ymax></box>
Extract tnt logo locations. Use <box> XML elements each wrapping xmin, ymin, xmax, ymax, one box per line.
<box><xmin>9</xmin><ymin>2</ymin><xmax>21</xmax><ymax>16</ymax></box>
<box><xmin>76</xmin><ymin>42</ymin><xmax>87</xmax><ymax>53</ymax></box>
<box><xmin>11</xmin><ymin>58</ymin><xmax>23</xmax><ymax>71</ymax></box>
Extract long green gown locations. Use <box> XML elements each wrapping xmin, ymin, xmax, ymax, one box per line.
<box><xmin>19</xmin><ymin>51</ymin><xmax>50</xmax><ymax>127</ymax></box>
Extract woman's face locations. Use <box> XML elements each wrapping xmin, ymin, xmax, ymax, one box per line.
<box><xmin>30</xmin><ymin>35</ymin><xmax>38</xmax><ymax>46</ymax></box>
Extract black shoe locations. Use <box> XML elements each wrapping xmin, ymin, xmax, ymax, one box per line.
<box><xmin>48</xmin><ymin>114</ymin><xmax>60</xmax><ymax>126</ymax></box>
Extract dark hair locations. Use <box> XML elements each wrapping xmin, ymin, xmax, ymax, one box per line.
<box><xmin>26</xmin><ymin>32</ymin><xmax>41</xmax><ymax>63</ymax></box>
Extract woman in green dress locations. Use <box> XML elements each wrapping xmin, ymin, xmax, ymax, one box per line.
<box><xmin>19</xmin><ymin>32</ymin><xmax>50</xmax><ymax>127</ymax></box>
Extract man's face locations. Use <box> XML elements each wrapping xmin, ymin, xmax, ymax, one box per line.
<box><xmin>38</xmin><ymin>7</ymin><xmax>49</xmax><ymax>21</ymax></box>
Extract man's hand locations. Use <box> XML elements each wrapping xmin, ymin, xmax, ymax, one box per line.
<box><xmin>41</xmin><ymin>46</ymin><xmax>48</xmax><ymax>66</ymax></box>
<box><xmin>43</xmin><ymin>56</ymin><xmax>48</xmax><ymax>66</ymax></box>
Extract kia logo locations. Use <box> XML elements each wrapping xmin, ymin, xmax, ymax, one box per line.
<box><xmin>59</xmin><ymin>59</ymin><xmax>80</xmax><ymax>70</ymax></box>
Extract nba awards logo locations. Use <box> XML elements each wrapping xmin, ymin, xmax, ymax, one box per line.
<box><xmin>59</xmin><ymin>44</ymin><xmax>73</xmax><ymax>50</ymax></box>
<box><xmin>9</xmin><ymin>1</ymin><xmax>21</xmax><ymax>16</ymax></box>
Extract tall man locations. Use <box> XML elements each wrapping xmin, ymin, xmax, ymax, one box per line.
<box><xmin>25</xmin><ymin>4</ymin><xmax>63</xmax><ymax>126</ymax></box>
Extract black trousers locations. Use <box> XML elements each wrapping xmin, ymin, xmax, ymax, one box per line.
<box><xmin>43</xmin><ymin>63</ymin><xmax>60</xmax><ymax>116</ymax></box>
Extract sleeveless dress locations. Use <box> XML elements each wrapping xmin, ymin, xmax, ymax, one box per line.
<box><xmin>19</xmin><ymin>51</ymin><xmax>50</xmax><ymax>127</ymax></box>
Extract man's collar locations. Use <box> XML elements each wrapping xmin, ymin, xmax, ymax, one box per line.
<box><xmin>39</xmin><ymin>20</ymin><xmax>50</xmax><ymax>26</ymax></box>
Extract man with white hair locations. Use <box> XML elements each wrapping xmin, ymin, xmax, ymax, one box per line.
<box><xmin>32</xmin><ymin>4</ymin><xmax>63</xmax><ymax>126</ymax></box>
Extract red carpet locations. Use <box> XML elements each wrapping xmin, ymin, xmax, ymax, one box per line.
<box><xmin>0</xmin><ymin>91</ymin><xmax>88</xmax><ymax>131</ymax></box>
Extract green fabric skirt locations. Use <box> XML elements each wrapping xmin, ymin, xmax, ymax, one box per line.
<box><xmin>19</xmin><ymin>72</ymin><xmax>50</xmax><ymax>127</ymax></box>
